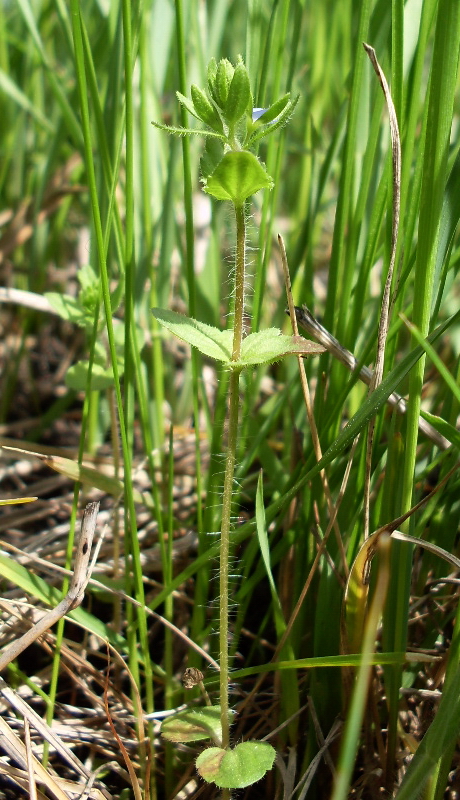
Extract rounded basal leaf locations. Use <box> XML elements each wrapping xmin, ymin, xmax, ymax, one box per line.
<box><xmin>196</xmin><ymin>747</ymin><xmax>225</xmax><ymax>779</ymax></box>
<box><xmin>236</xmin><ymin>329</ymin><xmax>325</xmax><ymax>368</ymax></box>
<box><xmin>152</xmin><ymin>308</ymin><xmax>233</xmax><ymax>362</ymax></box>
<box><xmin>203</xmin><ymin>151</ymin><xmax>273</xmax><ymax>205</ymax></box>
<box><xmin>65</xmin><ymin>361</ymin><xmax>119</xmax><ymax>392</ymax></box>
<box><xmin>161</xmin><ymin>706</ymin><xmax>226</xmax><ymax>744</ymax></box>
<box><xmin>196</xmin><ymin>741</ymin><xmax>276</xmax><ymax>788</ymax></box>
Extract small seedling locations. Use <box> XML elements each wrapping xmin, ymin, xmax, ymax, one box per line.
<box><xmin>46</xmin><ymin>264</ymin><xmax>127</xmax><ymax>393</ymax></box>
<box><xmin>153</xmin><ymin>56</ymin><xmax>324</xmax><ymax>793</ymax></box>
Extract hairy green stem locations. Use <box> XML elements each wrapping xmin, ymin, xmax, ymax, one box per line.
<box><xmin>232</xmin><ymin>205</ymin><xmax>246</xmax><ymax>361</ymax></box>
<box><xmin>220</xmin><ymin>203</ymin><xmax>246</xmax><ymax>753</ymax></box>
<box><xmin>219</xmin><ymin>368</ymin><xmax>240</xmax><ymax>750</ymax></box>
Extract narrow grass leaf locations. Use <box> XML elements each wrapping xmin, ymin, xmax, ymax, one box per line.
<box><xmin>255</xmin><ymin>471</ymin><xmax>285</xmax><ymax>636</ymax></box>
<box><xmin>0</xmin><ymin>70</ymin><xmax>53</xmax><ymax>130</ymax></box>
<box><xmin>0</xmin><ymin>554</ymin><xmax>127</xmax><ymax>649</ymax></box>
<box><xmin>418</xmin><ymin>411</ymin><xmax>460</xmax><ymax>450</ymax></box>
<box><xmin>401</xmin><ymin>315</ymin><xmax>460</xmax><ymax>404</ymax></box>
<box><xmin>309</xmin><ymin>312</ymin><xmax>457</xmax><ymax>476</ymax></box>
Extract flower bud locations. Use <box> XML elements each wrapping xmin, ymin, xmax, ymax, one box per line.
<box><xmin>225</xmin><ymin>61</ymin><xmax>252</xmax><ymax>124</ymax></box>
<box><xmin>191</xmin><ymin>85</ymin><xmax>223</xmax><ymax>132</ymax></box>
<box><xmin>214</xmin><ymin>59</ymin><xmax>234</xmax><ymax>108</ymax></box>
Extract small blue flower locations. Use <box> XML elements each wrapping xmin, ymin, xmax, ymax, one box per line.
<box><xmin>252</xmin><ymin>108</ymin><xmax>267</xmax><ymax>121</ymax></box>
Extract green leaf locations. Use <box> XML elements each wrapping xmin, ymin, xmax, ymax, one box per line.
<box><xmin>77</xmin><ymin>263</ymin><xmax>98</xmax><ymax>292</ymax></box>
<box><xmin>65</xmin><ymin>361</ymin><xmax>120</xmax><ymax>391</ymax></box>
<box><xmin>45</xmin><ymin>292</ymin><xmax>87</xmax><ymax>326</ymax></box>
<box><xmin>152</xmin><ymin>308</ymin><xmax>233</xmax><ymax>362</ymax></box>
<box><xmin>251</xmin><ymin>93</ymin><xmax>290</xmax><ymax>125</ymax></box>
<box><xmin>176</xmin><ymin>90</ymin><xmax>202</xmax><ymax>121</ymax></box>
<box><xmin>237</xmin><ymin>329</ymin><xmax>324</xmax><ymax>367</ymax></box>
<box><xmin>196</xmin><ymin>741</ymin><xmax>276</xmax><ymax>788</ymax></box>
<box><xmin>152</xmin><ymin>313</ymin><xmax>324</xmax><ymax>368</ymax></box>
<box><xmin>203</xmin><ymin>151</ymin><xmax>274</xmax><ymax>205</ymax></box>
<box><xmin>200</xmin><ymin>136</ymin><xmax>225</xmax><ymax>180</ymax></box>
<box><xmin>247</xmin><ymin>95</ymin><xmax>299</xmax><ymax>147</ymax></box>
<box><xmin>161</xmin><ymin>706</ymin><xmax>230</xmax><ymax>744</ymax></box>
<box><xmin>151</xmin><ymin>119</ymin><xmax>225</xmax><ymax>141</ymax></box>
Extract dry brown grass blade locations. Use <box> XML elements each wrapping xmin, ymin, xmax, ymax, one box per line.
<box><xmin>0</xmin><ymin>501</ymin><xmax>99</xmax><ymax>672</ymax></box>
<box><xmin>0</xmin><ymin>676</ymin><xmax>97</xmax><ymax>782</ymax></box>
<box><xmin>0</xmin><ymin>537</ymin><xmax>220</xmax><ymax>672</ymax></box>
<box><xmin>342</xmin><ymin>459</ymin><xmax>459</xmax><ymax>657</ymax></box>
<box><xmin>362</xmin><ymin>43</ymin><xmax>401</xmax><ymax>538</ymax></box>
<box><xmin>280</xmin><ymin>234</ymin><xmax>348</xmax><ymax>578</ymax></box>
<box><xmin>0</xmin><ymin>154</ymin><xmax>84</xmax><ymax>264</ymax></box>
<box><xmin>0</xmin><ymin>763</ymin><xmax>49</xmax><ymax>800</ymax></box>
<box><xmin>103</xmin><ymin>647</ymin><xmax>143</xmax><ymax>800</ymax></box>
<box><xmin>0</xmin><ymin>286</ymin><xmax>59</xmax><ymax>315</ymax></box>
<box><xmin>24</xmin><ymin>717</ymin><xmax>38</xmax><ymax>800</ymax></box>
<box><xmin>0</xmin><ymin>715</ymin><xmax>76</xmax><ymax>800</ymax></box>
<box><xmin>293</xmin><ymin>306</ymin><xmax>450</xmax><ymax>451</ymax></box>
<box><xmin>0</xmin><ymin>760</ymin><xmax>109</xmax><ymax>800</ymax></box>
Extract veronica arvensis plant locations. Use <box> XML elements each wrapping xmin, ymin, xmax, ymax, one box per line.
<box><xmin>153</xmin><ymin>56</ymin><xmax>324</xmax><ymax>793</ymax></box>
